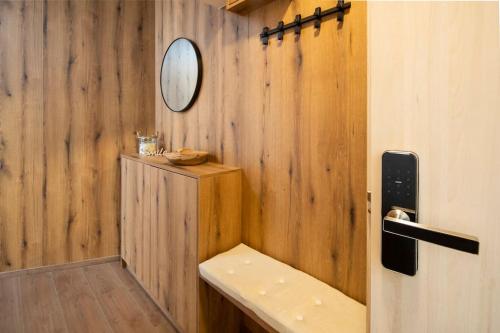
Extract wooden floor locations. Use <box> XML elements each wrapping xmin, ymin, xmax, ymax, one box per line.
<box><xmin>0</xmin><ymin>261</ymin><xmax>177</xmax><ymax>333</ymax></box>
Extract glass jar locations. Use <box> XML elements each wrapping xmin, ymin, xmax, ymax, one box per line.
<box><xmin>137</xmin><ymin>133</ymin><xmax>158</xmax><ymax>156</ymax></box>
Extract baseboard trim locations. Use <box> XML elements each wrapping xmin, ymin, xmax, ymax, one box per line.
<box><xmin>0</xmin><ymin>256</ymin><xmax>120</xmax><ymax>279</ymax></box>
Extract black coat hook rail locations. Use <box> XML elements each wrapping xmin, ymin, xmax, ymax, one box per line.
<box><xmin>260</xmin><ymin>0</ymin><xmax>351</xmax><ymax>45</ymax></box>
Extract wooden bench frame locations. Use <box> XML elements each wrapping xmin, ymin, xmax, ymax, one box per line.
<box><xmin>200</xmin><ymin>275</ymin><xmax>278</xmax><ymax>333</ymax></box>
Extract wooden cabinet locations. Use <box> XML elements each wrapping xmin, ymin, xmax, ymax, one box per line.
<box><xmin>121</xmin><ymin>154</ymin><xmax>241</xmax><ymax>332</ymax></box>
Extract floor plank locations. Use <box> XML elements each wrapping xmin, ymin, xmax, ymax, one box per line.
<box><xmin>0</xmin><ymin>260</ymin><xmax>177</xmax><ymax>333</ymax></box>
<box><xmin>83</xmin><ymin>263</ymin><xmax>167</xmax><ymax>333</ymax></box>
<box><xmin>52</xmin><ymin>268</ymin><xmax>113</xmax><ymax>333</ymax></box>
<box><xmin>19</xmin><ymin>272</ymin><xmax>68</xmax><ymax>333</ymax></box>
<box><xmin>0</xmin><ymin>276</ymin><xmax>23</xmax><ymax>333</ymax></box>
<box><xmin>109</xmin><ymin>261</ymin><xmax>177</xmax><ymax>332</ymax></box>
<box><xmin>0</xmin><ymin>260</ymin><xmax>176</xmax><ymax>333</ymax></box>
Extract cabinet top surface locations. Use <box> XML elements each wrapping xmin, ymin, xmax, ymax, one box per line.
<box><xmin>121</xmin><ymin>153</ymin><xmax>240</xmax><ymax>178</ymax></box>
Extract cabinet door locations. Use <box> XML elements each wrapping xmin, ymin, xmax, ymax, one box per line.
<box><xmin>121</xmin><ymin>158</ymin><xmax>144</xmax><ymax>273</ymax></box>
<box><xmin>121</xmin><ymin>159</ymin><xmax>153</xmax><ymax>289</ymax></box>
<box><xmin>155</xmin><ymin>169</ymin><xmax>198</xmax><ymax>333</ymax></box>
<box><xmin>140</xmin><ymin>165</ymin><xmax>154</xmax><ymax>291</ymax></box>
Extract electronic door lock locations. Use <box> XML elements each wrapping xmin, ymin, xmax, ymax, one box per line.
<box><xmin>381</xmin><ymin>151</ymin><xmax>480</xmax><ymax>276</ymax></box>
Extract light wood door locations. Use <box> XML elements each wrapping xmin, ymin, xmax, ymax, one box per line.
<box><xmin>155</xmin><ymin>169</ymin><xmax>198</xmax><ymax>333</ymax></box>
<box><xmin>368</xmin><ymin>2</ymin><xmax>500</xmax><ymax>332</ymax></box>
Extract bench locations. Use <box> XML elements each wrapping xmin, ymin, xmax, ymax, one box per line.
<box><xmin>199</xmin><ymin>244</ymin><xmax>366</xmax><ymax>333</ymax></box>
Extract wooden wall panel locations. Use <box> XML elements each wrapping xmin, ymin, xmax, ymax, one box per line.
<box><xmin>0</xmin><ymin>0</ymin><xmax>44</xmax><ymax>271</ymax></box>
<box><xmin>156</xmin><ymin>0</ymin><xmax>367</xmax><ymax>303</ymax></box>
<box><xmin>198</xmin><ymin>172</ymin><xmax>242</xmax><ymax>262</ymax></box>
<box><xmin>0</xmin><ymin>0</ymin><xmax>155</xmax><ymax>272</ymax></box>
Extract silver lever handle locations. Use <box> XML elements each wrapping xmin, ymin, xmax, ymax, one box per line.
<box><xmin>383</xmin><ymin>209</ymin><xmax>480</xmax><ymax>255</ymax></box>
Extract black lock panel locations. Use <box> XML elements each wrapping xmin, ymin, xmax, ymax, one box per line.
<box><xmin>382</xmin><ymin>151</ymin><xmax>419</xmax><ymax>276</ymax></box>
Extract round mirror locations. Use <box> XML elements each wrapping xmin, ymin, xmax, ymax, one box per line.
<box><xmin>160</xmin><ymin>38</ymin><xmax>202</xmax><ymax>112</ymax></box>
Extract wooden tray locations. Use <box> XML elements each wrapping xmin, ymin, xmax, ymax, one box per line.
<box><xmin>164</xmin><ymin>148</ymin><xmax>209</xmax><ymax>166</ymax></box>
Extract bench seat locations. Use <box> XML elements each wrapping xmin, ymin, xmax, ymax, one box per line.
<box><xmin>199</xmin><ymin>244</ymin><xmax>366</xmax><ymax>333</ymax></box>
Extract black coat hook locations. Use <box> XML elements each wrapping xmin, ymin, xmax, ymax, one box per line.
<box><xmin>260</xmin><ymin>26</ymin><xmax>269</xmax><ymax>45</ymax></box>
<box><xmin>277</xmin><ymin>21</ymin><xmax>285</xmax><ymax>41</ymax></box>
<box><xmin>294</xmin><ymin>15</ymin><xmax>302</xmax><ymax>35</ymax></box>
<box><xmin>314</xmin><ymin>7</ymin><xmax>322</xmax><ymax>29</ymax></box>
<box><xmin>259</xmin><ymin>0</ymin><xmax>351</xmax><ymax>46</ymax></box>
<box><xmin>337</xmin><ymin>0</ymin><xmax>345</xmax><ymax>22</ymax></box>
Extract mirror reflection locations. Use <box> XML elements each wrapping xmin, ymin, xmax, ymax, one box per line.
<box><xmin>160</xmin><ymin>38</ymin><xmax>202</xmax><ymax>112</ymax></box>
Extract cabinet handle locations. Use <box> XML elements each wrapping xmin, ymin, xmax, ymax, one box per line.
<box><xmin>383</xmin><ymin>210</ymin><xmax>480</xmax><ymax>255</ymax></box>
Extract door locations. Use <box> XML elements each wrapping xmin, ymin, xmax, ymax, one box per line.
<box><xmin>121</xmin><ymin>158</ymin><xmax>154</xmax><ymax>287</ymax></box>
<box><xmin>368</xmin><ymin>2</ymin><xmax>500</xmax><ymax>333</ymax></box>
<box><xmin>121</xmin><ymin>158</ymin><xmax>145</xmax><ymax>275</ymax></box>
<box><xmin>155</xmin><ymin>168</ymin><xmax>198</xmax><ymax>333</ymax></box>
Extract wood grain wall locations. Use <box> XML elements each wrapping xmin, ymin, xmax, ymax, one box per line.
<box><xmin>156</xmin><ymin>0</ymin><xmax>367</xmax><ymax>303</ymax></box>
<box><xmin>0</xmin><ymin>0</ymin><xmax>154</xmax><ymax>272</ymax></box>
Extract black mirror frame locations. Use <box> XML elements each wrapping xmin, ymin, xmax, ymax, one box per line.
<box><xmin>160</xmin><ymin>37</ymin><xmax>203</xmax><ymax>112</ymax></box>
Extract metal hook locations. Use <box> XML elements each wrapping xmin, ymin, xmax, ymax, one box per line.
<box><xmin>277</xmin><ymin>21</ymin><xmax>285</xmax><ymax>41</ymax></box>
<box><xmin>337</xmin><ymin>0</ymin><xmax>345</xmax><ymax>22</ymax></box>
<box><xmin>314</xmin><ymin>7</ymin><xmax>321</xmax><ymax>29</ymax></box>
<box><xmin>260</xmin><ymin>26</ymin><xmax>269</xmax><ymax>45</ymax></box>
<box><xmin>259</xmin><ymin>2</ymin><xmax>351</xmax><ymax>45</ymax></box>
<box><xmin>294</xmin><ymin>15</ymin><xmax>302</xmax><ymax>35</ymax></box>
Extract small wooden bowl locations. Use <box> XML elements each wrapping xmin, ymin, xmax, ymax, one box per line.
<box><xmin>164</xmin><ymin>148</ymin><xmax>209</xmax><ymax>166</ymax></box>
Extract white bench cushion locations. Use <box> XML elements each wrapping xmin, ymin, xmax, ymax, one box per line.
<box><xmin>199</xmin><ymin>244</ymin><xmax>366</xmax><ymax>333</ymax></box>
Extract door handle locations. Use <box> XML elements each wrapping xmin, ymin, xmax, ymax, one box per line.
<box><xmin>383</xmin><ymin>209</ymin><xmax>480</xmax><ymax>255</ymax></box>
